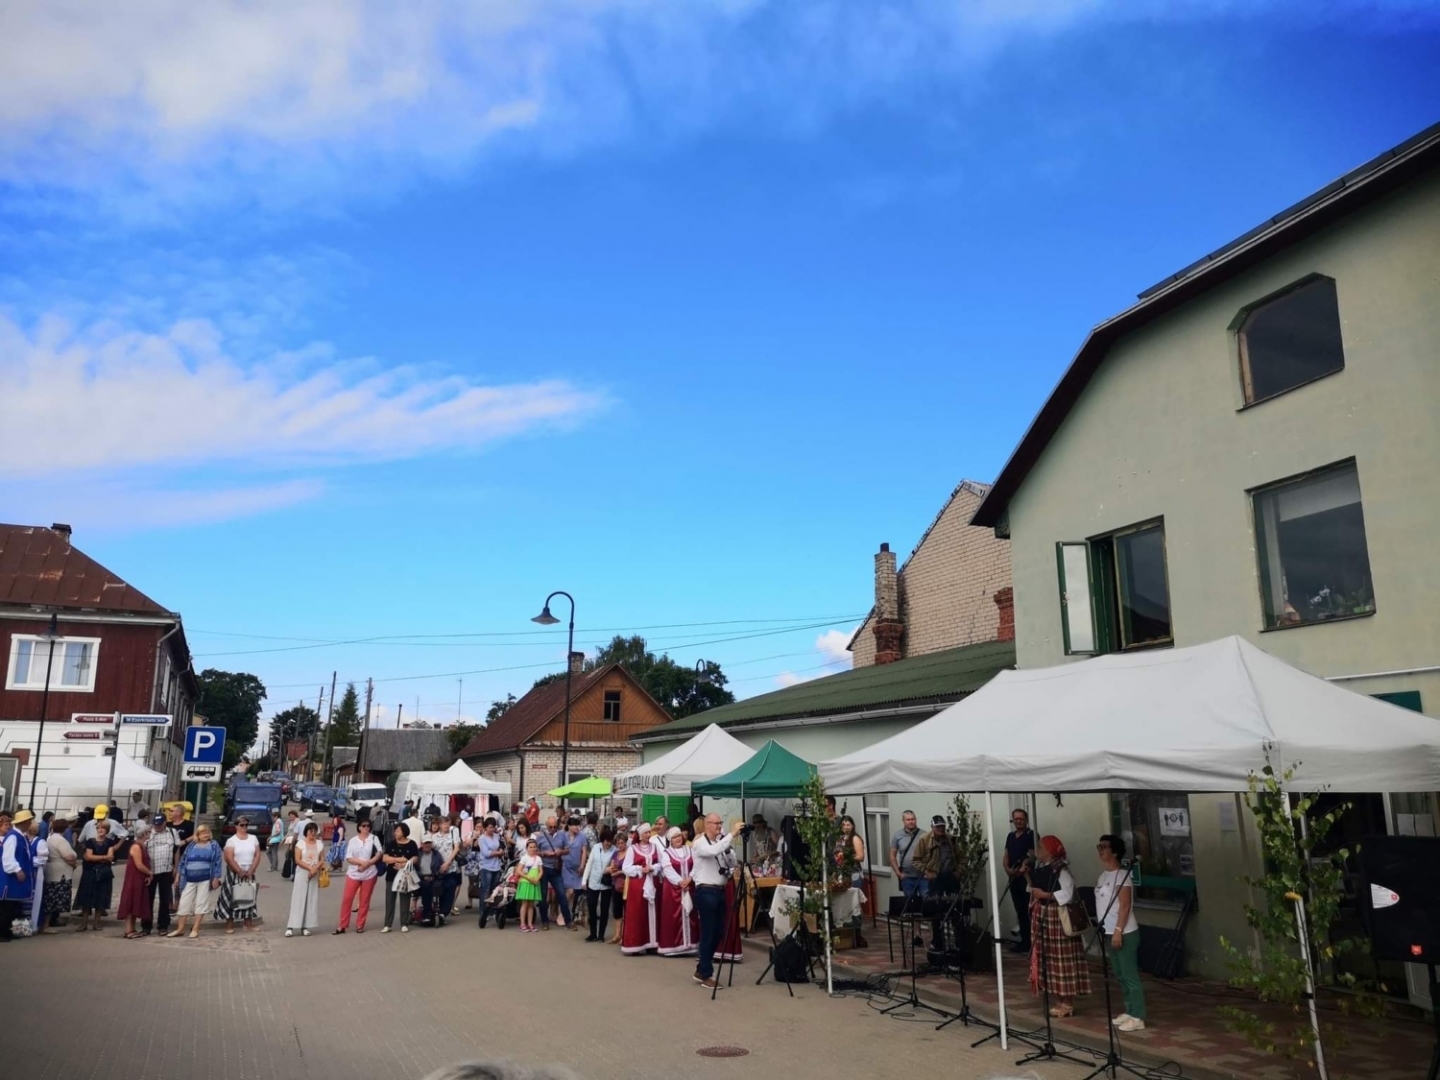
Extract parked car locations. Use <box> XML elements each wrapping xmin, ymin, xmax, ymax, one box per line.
<box><xmin>300</xmin><ymin>785</ymin><xmax>335</xmax><ymax>813</ymax></box>
<box><xmin>330</xmin><ymin>788</ymin><xmax>351</xmax><ymax>818</ymax></box>
<box><xmin>344</xmin><ymin>783</ymin><xmax>390</xmax><ymax>820</ymax></box>
<box><xmin>222</xmin><ymin>782</ymin><xmax>284</xmax><ymax>840</ymax></box>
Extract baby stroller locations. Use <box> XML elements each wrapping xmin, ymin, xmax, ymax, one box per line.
<box><xmin>481</xmin><ymin>855</ymin><xmax>521</xmax><ymax>929</ymax></box>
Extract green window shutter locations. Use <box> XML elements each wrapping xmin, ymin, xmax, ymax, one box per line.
<box><xmin>1057</xmin><ymin>542</ymin><xmax>1098</xmax><ymax>654</ymax></box>
<box><xmin>1373</xmin><ymin>691</ymin><xmax>1423</xmax><ymax>712</ymax></box>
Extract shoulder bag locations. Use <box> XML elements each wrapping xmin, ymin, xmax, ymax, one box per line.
<box><xmin>1058</xmin><ymin>900</ymin><xmax>1092</xmax><ymax>937</ymax></box>
<box><xmin>317</xmin><ymin>865</ymin><xmax>331</xmax><ymax>889</ymax></box>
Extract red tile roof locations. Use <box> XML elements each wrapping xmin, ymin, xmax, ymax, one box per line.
<box><xmin>0</xmin><ymin>524</ymin><xmax>170</xmax><ymax>615</ymax></box>
<box><xmin>457</xmin><ymin>665</ymin><xmax>613</xmax><ymax>757</ymax></box>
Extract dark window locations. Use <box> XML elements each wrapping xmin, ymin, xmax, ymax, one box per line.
<box><xmin>1238</xmin><ymin>277</ymin><xmax>1345</xmax><ymax>405</ymax></box>
<box><xmin>1253</xmin><ymin>460</ymin><xmax>1375</xmax><ymax>629</ymax></box>
<box><xmin>603</xmin><ymin>691</ymin><xmax>621</xmax><ymax>722</ymax></box>
<box><xmin>1057</xmin><ymin>520</ymin><xmax>1173</xmax><ymax>655</ymax></box>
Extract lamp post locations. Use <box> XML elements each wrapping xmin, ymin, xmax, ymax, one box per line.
<box><xmin>693</xmin><ymin>658</ymin><xmax>712</xmax><ymax>714</ymax></box>
<box><xmin>27</xmin><ymin>613</ymin><xmax>60</xmax><ymax>809</ymax></box>
<box><xmin>532</xmin><ymin>591</ymin><xmax>576</xmax><ymax>788</ymax></box>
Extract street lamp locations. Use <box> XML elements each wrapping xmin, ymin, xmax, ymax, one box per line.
<box><xmin>693</xmin><ymin>658</ymin><xmax>712</xmax><ymax>713</ymax></box>
<box><xmin>27</xmin><ymin>612</ymin><xmax>60</xmax><ymax>809</ymax></box>
<box><xmin>532</xmin><ymin>591</ymin><xmax>576</xmax><ymax>788</ymax></box>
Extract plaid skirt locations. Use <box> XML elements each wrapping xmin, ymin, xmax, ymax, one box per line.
<box><xmin>1029</xmin><ymin>901</ymin><xmax>1091</xmax><ymax>998</ymax></box>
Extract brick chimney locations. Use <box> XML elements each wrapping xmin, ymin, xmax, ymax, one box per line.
<box><xmin>51</xmin><ymin>523</ymin><xmax>72</xmax><ymax>545</ymax></box>
<box><xmin>993</xmin><ymin>586</ymin><xmax>1015</xmax><ymax>643</ymax></box>
<box><xmin>568</xmin><ymin>651</ymin><xmax>586</xmax><ymax>676</ymax></box>
<box><xmin>872</xmin><ymin>543</ymin><xmax>905</xmax><ymax>665</ymax></box>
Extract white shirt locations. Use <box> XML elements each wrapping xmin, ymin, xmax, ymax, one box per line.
<box><xmin>691</xmin><ymin>831</ymin><xmax>737</xmax><ymax>887</ymax></box>
<box><xmin>1095</xmin><ymin>868</ymin><xmax>1140</xmax><ymax>934</ymax></box>
<box><xmin>80</xmin><ymin>818</ymin><xmax>128</xmax><ymax>842</ymax></box>
<box><xmin>345</xmin><ymin>835</ymin><xmax>383</xmax><ymax>880</ymax></box>
<box><xmin>225</xmin><ymin>833</ymin><xmax>261</xmax><ymax>872</ymax></box>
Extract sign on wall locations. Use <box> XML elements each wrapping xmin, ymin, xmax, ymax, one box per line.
<box><xmin>1159</xmin><ymin>807</ymin><xmax>1192</xmax><ymax>837</ymax></box>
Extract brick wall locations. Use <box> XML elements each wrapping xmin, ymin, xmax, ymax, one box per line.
<box><xmin>852</xmin><ymin>481</ymin><xmax>1013</xmax><ymax>667</ymax></box>
<box><xmin>465</xmin><ymin>745</ymin><xmax>640</xmax><ymax>807</ymax></box>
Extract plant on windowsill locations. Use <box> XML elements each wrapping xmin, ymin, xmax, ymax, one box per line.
<box><xmin>1217</xmin><ymin>757</ymin><xmax>1385</xmax><ymax>1069</ymax></box>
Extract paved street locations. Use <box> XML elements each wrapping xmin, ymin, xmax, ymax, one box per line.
<box><xmin>6</xmin><ymin>867</ymin><xmax>1031</xmax><ymax>1080</ymax></box>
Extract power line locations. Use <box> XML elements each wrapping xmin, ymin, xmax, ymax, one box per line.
<box><xmin>253</xmin><ymin>618</ymin><xmax>858</xmax><ymax>690</ymax></box>
<box><xmin>188</xmin><ymin>613</ymin><xmax>868</xmax><ymax>657</ymax></box>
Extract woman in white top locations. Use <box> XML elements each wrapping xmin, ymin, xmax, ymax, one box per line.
<box><xmin>216</xmin><ymin>818</ymin><xmax>262</xmax><ymax>933</ymax></box>
<box><xmin>40</xmin><ymin>818</ymin><xmax>78</xmax><ymax>934</ymax></box>
<box><xmin>334</xmin><ymin>819</ymin><xmax>383</xmax><ymax>934</ymax></box>
<box><xmin>1096</xmin><ymin>834</ymin><xmax>1146</xmax><ymax>1031</ymax></box>
<box><xmin>286</xmin><ymin>822</ymin><xmax>326</xmax><ymax>937</ymax></box>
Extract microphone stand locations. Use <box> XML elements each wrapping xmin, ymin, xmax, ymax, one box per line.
<box><xmin>713</xmin><ymin>825</ymin><xmax>747</xmax><ymax>1001</ymax></box>
<box><xmin>1078</xmin><ymin>860</ymin><xmax>1149</xmax><ymax>1080</ymax></box>
<box><xmin>1014</xmin><ymin>871</ymin><xmax>1091</xmax><ymax>1067</ymax></box>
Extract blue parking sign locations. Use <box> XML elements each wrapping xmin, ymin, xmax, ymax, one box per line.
<box><xmin>184</xmin><ymin>726</ymin><xmax>226</xmax><ymax>764</ymax></box>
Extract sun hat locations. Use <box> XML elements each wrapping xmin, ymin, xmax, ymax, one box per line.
<box><xmin>12</xmin><ymin>809</ymin><xmax>34</xmax><ymax>826</ymax></box>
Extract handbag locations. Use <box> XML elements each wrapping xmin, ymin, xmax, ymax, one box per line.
<box><xmin>231</xmin><ymin>878</ymin><xmax>258</xmax><ymax>907</ymax></box>
<box><xmin>393</xmin><ymin>864</ymin><xmax>418</xmax><ymax>894</ymax></box>
<box><xmin>1058</xmin><ymin>900</ymin><xmax>1092</xmax><ymax>938</ymax></box>
<box><xmin>467</xmin><ymin>879</ymin><xmax>482</xmax><ymax>900</ymax></box>
<box><xmin>317</xmin><ymin>866</ymin><xmax>331</xmax><ymax>889</ymax></box>
<box><xmin>281</xmin><ymin>849</ymin><xmax>295</xmax><ymax>880</ymax></box>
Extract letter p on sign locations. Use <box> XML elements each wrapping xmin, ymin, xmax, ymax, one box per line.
<box><xmin>185</xmin><ymin>726</ymin><xmax>226</xmax><ymax>764</ymax></box>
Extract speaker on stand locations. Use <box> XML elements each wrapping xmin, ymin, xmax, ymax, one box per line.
<box><xmin>1358</xmin><ymin>835</ymin><xmax>1440</xmax><ymax>1080</ymax></box>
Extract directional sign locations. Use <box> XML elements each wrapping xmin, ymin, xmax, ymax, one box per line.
<box><xmin>71</xmin><ymin>713</ymin><xmax>114</xmax><ymax>725</ymax></box>
<box><xmin>184</xmin><ymin>726</ymin><xmax>226</xmax><ymax>764</ymax></box>
<box><xmin>64</xmin><ymin>730</ymin><xmax>104</xmax><ymax>740</ymax></box>
<box><xmin>120</xmin><ymin>713</ymin><xmax>172</xmax><ymax>727</ymax></box>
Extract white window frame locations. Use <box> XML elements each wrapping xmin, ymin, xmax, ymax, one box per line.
<box><xmin>864</xmin><ymin>794</ymin><xmax>891</xmax><ymax>877</ymax></box>
<box><xmin>6</xmin><ymin>634</ymin><xmax>102</xmax><ymax>693</ymax></box>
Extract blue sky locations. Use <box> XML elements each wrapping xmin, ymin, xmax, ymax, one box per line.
<box><xmin>1</xmin><ymin>2</ymin><xmax>1436</xmax><ymax>738</ymax></box>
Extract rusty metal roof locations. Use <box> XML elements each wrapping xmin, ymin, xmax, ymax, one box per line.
<box><xmin>0</xmin><ymin>523</ymin><xmax>171</xmax><ymax>615</ymax></box>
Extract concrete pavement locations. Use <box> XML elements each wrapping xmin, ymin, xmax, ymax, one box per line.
<box><xmin>4</xmin><ymin>866</ymin><xmax>1036</xmax><ymax>1080</ymax></box>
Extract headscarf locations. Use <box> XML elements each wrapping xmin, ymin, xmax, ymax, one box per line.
<box><xmin>637</xmin><ymin>822</ymin><xmax>652</xmax><ymax>836</ymax></box>
<box><xmin>1038</xmin><ymin>835</ymin><xmax>1067</xmax><ymax>862</ymax></box>
<box><xmin>665</xmin><ymin>826</ymin><xmax>683</xmax><ymax>843</ymax></box>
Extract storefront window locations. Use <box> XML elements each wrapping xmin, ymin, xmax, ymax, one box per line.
<box><xmin>1110</xmin><ymin>793</ymin><xmax>1196</xmax><ymax>904</ymax></box>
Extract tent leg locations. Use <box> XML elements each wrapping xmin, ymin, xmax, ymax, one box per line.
<box><xmin>985</xmin><ymin>791</ymin><xmax>1008</xmax><ymax>1050</ymax></box>
<box><xmin>822</xmin><ymin>834</ymin><xmax>834</xmax><ymax>996</ymax></box>
<box><xmin>1281</xmin><ymin>785</ymin><xmax>1329</xmax><ymax>1080</ymax></box>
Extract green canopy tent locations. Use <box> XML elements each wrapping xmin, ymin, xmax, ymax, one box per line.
<box><xmin>546</xmin><ymin>775</ymin><xmax>613</xmax><ymax>799</ymax></box>
<box><xmin>691</xmin><ymin>739</ymin><xmax>815</xmax><ymax>798</ymax></box>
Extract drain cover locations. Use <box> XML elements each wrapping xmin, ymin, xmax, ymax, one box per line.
<box><xmin>696</xmin><ymin>1046</ymin><xmax>750</xmax><ymax>1059</ymax></box>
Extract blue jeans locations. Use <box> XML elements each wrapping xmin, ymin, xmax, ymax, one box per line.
<box><xmin>476</xmin><ymin>869</ymin><xmax>502</xmax><ymax>924</ymax></box>
<box><xmin>538</xmin><ymin>866</ymin><xmax>572</xmax><ymax>925</ymax></box>
<box><xmin>695</xmin><ymin>885</ymin><xmax>728</xmax><ymax>980</ymax></box>
<box><xmin>900</xmin><ymin>876</ymin><xmax>929</xmax><ymax>902</ymax></box>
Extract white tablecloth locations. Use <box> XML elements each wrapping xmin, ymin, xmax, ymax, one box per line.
<box><xmin>768</xmin><ymin>884</ymin><xmax>865</xmax><ymax>940</ymax></box>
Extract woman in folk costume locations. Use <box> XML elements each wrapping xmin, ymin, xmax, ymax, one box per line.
<box><xmin>656</xmin><ymin>827</ymin><xmax>699</xmax><ymax>957</ymax></box>
<box><xmin>0</xmin><ymin>809</ymin><xmax>36</xmax><ymax>941</ymax></box>
<box><xmin>620</xmin><ymin>822</ymin><xmax>662</xmax><ymax>955</ymax></box>
<box><xmin>1025</xmin><ymin>834</ymin><xmax>1091</xmax><ymax>1017</ymax></box>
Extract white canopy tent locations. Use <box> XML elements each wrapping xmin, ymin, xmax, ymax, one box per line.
<box><xmin>614</xmin><ymin>724</ymin><xmax>757</xmax><ymax>796</ymax></box>
<box><xmin>394</xmin><ymin>761</ymin><xmax>511</xmax><ymax>812</ymax></box>
<box><xmin>820</xmin><ymin>636</ymin><xmax>1440</xmax><ymax>1069</ymax></box>
<box><xmin>54</xmin><ymin>754</ymin><xmax>167</xmax><ymax>794</ymax></box>
<box><xmin>822</xmin><ymin>635</ymin><xmax>1440</xmax><ymax>795</ymax></box>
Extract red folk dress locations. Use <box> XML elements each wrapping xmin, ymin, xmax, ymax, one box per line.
<box><xmin>620</xmin><ymin>838</ymin><xmax>660</xmax><ymax>955</ymax></box>
<box><xmin>657</xmin><ymin>843</ymin><xmax>699</xmax><ymax>957</ymax></box>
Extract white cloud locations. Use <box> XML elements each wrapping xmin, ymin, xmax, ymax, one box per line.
<box><xmin>0</xmin><ymin>1</ymin><xmax>1117</xmax><ymax>204</ymax></box>
<box><xmin>816</xmin><ymin>627</ymin><xmax>856</xmax><ymax>670</ymax></box>
<box><xmin>0</xmin><ymin>314</ymin><xmax>607</xmax><ymax>477</ymax></box>
<box><xmin>774</xmin><ymin>670</ymin><xmax>817</xmax><ymax>689</ymax></box>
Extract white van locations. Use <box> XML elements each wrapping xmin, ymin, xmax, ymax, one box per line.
<box><xmin>346</xmin><ymin>783</ymin><xmax>390</xmax><ymax>819</ymax></box>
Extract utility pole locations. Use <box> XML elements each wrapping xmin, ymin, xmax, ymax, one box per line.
<box><xmin>309</xmin><ymin>685</ymin><xmax>325</xmax><ymax>781</ymax></box>
<box><xmin>359</xmin><ymin>677</ymin><xmax>374</xmax><ymax>782</ymax></box>
<box><xmin>396</xmin><ymin>703</ymin><xmax>403</xmax><ymax>730</ymax></box>
<box><xmin>321</xmin><ymin>670</ymin><xmax>337</xmax><ymax>783</ymax></box>
<box><xmin>457</xmin><ymin>679</ymin><xmax>463</xmax><ymax>722</ymax></box>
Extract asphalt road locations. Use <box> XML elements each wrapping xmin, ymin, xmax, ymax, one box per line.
<box><xmin>5</xmin><ymin>859</ymin><xmax>1034</xmax><ymax>1080</ymax></box>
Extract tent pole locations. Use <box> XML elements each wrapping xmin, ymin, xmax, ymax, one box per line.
<box><xmin>985</xmin><ymin>790</ymin><xmax>1008</xmax><ymax>1050</ymax></box>
<box><xmin>821</xmin><ymin>817</ymin><xmax>834</xmax><ymax>996</ymax></box>
<box><xmin>1281</xmin><ymin>785</ymin><xmax>1329</xmax><ymax>1080</ymax></box>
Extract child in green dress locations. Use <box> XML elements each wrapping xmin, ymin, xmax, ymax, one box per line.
<box><xmin>516</xmin><ymin>839</ymin><xmax>544</xmax><ymax>933</ymax></box>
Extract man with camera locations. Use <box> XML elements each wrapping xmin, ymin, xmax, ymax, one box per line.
<box><xmin>691</xmin><ymin>813</ymin><xmax>744</xmax><ymax>990</ymax></box>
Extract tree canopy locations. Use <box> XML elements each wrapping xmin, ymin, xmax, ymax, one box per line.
<box><xmin>532</xmin><ymin>635</ymin><xmax>734</xmax><ymax>720</ymax></box>
<box><xmin>327</xmin><ymin>683</ymin><xmax>362</xmax><ymax>752</ymax></box>
<box><xmin>196</xmin><ymin>669</ymin><xmax>267</xmax><ymax>766</ymax></box>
